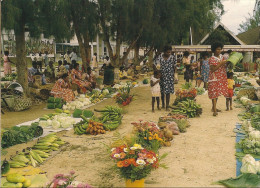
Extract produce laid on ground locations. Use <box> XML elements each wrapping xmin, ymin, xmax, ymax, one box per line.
<box><xmin>2</xmin><ymin>173</ymin><xmax>31</xmax><ymax>188</ymax></box>
<box><xmin>237</xmin><ymin>87</ymin><xmax>257</xmax><ymax>100</ymax></box>
<box><xmin>38</xmin><ymin>109</ymin><xmax>76</xmax><ymax>129</ymax></box>
<box><xmin>74</xmin><ymin>118</ymin><xmax>106</xmax><ymax>135</ymax></box>
<box><xmin>1</xmin><ymin>73</ymin><xmax>17</xmax><ymax>81</ymax></box>
<box><xmin>8</xmin><ymin>133</ymin><xmax>66</xmax><ymax>168</ymax></box>
<box><xmin>159</xmin><ymin>114</ymin><xmax>190</xmax><ymax>133</ymax></box>
<box><xmin>196</xmin><ymin>87</ymin><xmax>205</xmax><ymax>95</ymax></box>
<box><xmin>171</xmin><ymin>99</ymin><xmax>202</xmax><ymax>118</ymax></box>
<box><xmin>63</xmin><ymin>95</ymin><xmax>91</xmax><ymax>110</ymax></box>
<box><xmin>142</xmin><ymin>79</ymin><xmax>149</xmax><ymax>84</ymax></box>
<box><xmin>95</xmin><ymin>106</ymin><xmax>123</xmax><ymax>131</ymax></box>
<box><xmin>1</xmin><ymin>124</ymin><xmax>43</xmax><ymax>149</ymax></box>
<box><xmin>47</xmin><ymin>97</ymin><xmax>65</xmax><ymax>109</ymax></box>
<box><xmin>73</xmin><ymin>109</ymin><xmax>94</xmax><ymax>118</ymax></box>
<box><xmin>1</xmin><ymin>160</ymin><xmax>10</xmax><ymax>175</ymax></box>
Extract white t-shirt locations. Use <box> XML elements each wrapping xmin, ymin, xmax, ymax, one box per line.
<box><xmin>70</xmin><ymin>52</ymin><xmax>78</xmax><ymax>61</ymax></box>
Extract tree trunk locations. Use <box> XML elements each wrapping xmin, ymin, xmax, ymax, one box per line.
<box><xmin>15</xmin><ymin>24</ymin><xmax>29</xmax><ymax>96</ymax></box>
<box><xmin>115</xmin><ymin>26</ymin><xmax>121</xmax><ymax>68</ymax></box>
<box><xmin>83</xmin><ymin>32</ymin><xmax>91</xmax><ymax>69</ymax></box>
<box><xmin>133</xmin><ymin>42</ymin><xmax>140</xmax><ymax>65</ymax></box>
<box><xmin>148</xmin><ymin>50</ymin><xmax>154</xmax><ymax>68</ymax></box>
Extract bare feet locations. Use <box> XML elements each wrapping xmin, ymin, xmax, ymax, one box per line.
<box><xmin>226</xmin><ymin>108</ymin><xmax>229</xmax><ymax>111</ymax></box>
<box><xmin>211</xmin><ymin>109</ymin><xmax>222</xmax><ymax>112</ymax></box>
<box><xmin>230</xmin><ymin>106</ymin><xmax>233</xmax><ymax>110</ymax></box>
<box><xmin>157</xmin><ymin>107</ymin><xmax>161</xmax><ymax>110</ymax></box>
<box><xmin>213</xmin><ymin>112</ymin><xmax>218</xmax><ymax>116</ymax></box>
<box><xmin>152</xmin><ymin>109</ymin><xmax>155</xmax><ymax>113</ymax></box>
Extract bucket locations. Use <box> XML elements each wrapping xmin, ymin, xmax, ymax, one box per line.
<box><xmin>227</xmin><ymin>52</ymin><xmax>243</xmax><ymax>66</ymax></box>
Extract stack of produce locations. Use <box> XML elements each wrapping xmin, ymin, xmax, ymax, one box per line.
<box><xmin>38</xmin><ymin>112</ymin><xmax>76</xmax><ymax>129</ymax></box>
<box><xmin>2</xmin><ymin>173</ymin><xmax>31</xmax><ymax>188</ymax></box>
<box><xmin>89</xmin><ymin>90</ymin><xmax>105</xmax><ymax>103</ymax></box>
<box><xmin>196</xmin><ymin>87</ymin><xmax>205</xmax><ymax>95</ymax></box>
<box><xmin>174</xmin><ymin>88</ymin><xmax>197</xmax><ymax>104</ymax></box>
<box><xmin>73</xmin><ymin>109</ymin><xmax>94</xmax><ymax>118</ymax></box>
<box><xmin>47</xmin><ymin>97</ymin><xmax>65</xmax><ymax>109</ymax></box>
<box><xmin>240</xmin><ymin>96</ymin><xmax>251</xmax><ymax>106</ymax></box>
<box><xmin>74</xmin><ymin>116</ymin><xmax>106</xmax><ymax>135</ymax></box>
<box><xmin>63</xmin><ymin>95</ymin><xmax>91</xmax><ymax>111</ymax></box>
<box><xmin>8</xmin><ymin>133</ymin><xmax>66</xmax><ymax>168</ymax></box>
<box><xmin>142</xmin><ymin>79</ymin><xmax>149</xmax><ymax>84</ymax></box>
<box><xmin>237</xmin><ymin>129</ymin><xmax>260</xmax><ymax>155</ymax></box>
<box><xmin>172</xmin><ymin>99</ymin><xmax>202</xmax><ymax>118</ymax></box>
<box><xmin>1</xmin><ymin>124</ymin><xmax>43</xmax><ymax>148</ymax></box>
<box><xmin>95</xmin><ymin>106</ymin><xmax>123</xmax><ymax>131</ymax></box>
<box><xmin>1</xmin><ymin>73</ymin><xmax>17</xmax><ymax>81</ymax></box>
<box><xmin>158</xmin><ymin>114</ymin><xmax>190</xmax><ymax>133</ymax></box>
<box><xmin>251</xmin><ymin>112</ymin><xmax>260</xmax><ymax>130</ymax></box>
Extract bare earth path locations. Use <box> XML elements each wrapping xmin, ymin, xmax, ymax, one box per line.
<box><xmin>2</xmin><ymin>77</ymin><xmax>239</xmax><ymax>187</ymax></box>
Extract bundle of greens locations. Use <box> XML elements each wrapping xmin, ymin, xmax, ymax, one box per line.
<box><xmin>237</xmin><ymin>129</ymin><xmax>260</xmax><ymax>156</ymax></box>
<box><xmin>1</xmin><ymin>123</ymin><xmax>43</xmax><ymax>148</ymax></box>
<box><xmin>47</xmin><ymin>97</ymin><xmax>65</xmax><ymax>109</ymax></box>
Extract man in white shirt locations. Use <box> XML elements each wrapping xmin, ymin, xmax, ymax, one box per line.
<box><xmin>70</xmin><ymin>48</ymin><xmax>78</xmax><ymax>62</ymax></box>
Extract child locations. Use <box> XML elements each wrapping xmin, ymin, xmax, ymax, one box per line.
<box><xmin>3</xmin><ymin>51</ymin><xmax>13</xmax><ymax>76</ymax></box>
<box><xmin>150</xmin><ymin>70</ymin><xmax>161</xmax><ymax>112</ymax></box>
<box><xmin>226</xmin><ymin>72</ymin><xmax>235</xmax><ymax>111</ymax></box>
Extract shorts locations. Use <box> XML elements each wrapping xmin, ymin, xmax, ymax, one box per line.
<box><xmin>227</xmin><ymin>89</ymin><xmax>233</xmax><ymax>98</ymax></box>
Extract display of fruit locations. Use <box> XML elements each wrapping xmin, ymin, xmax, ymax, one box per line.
<box><xmin>89</xmin><ymin>90</ymin><xmax>105</xmax><ymax>103</ymax></box>
<box><xmin>159</xmin><ymin>114</ymin><xmax>187</xmax><ymax>122</ymax></box>
<box><xmin>1</xmin><ymin>123</ymin><xmax>43</xmax><ymax>149</ymax></box>
<box><xmin>73</xmin><ymin>109</ymin><xmax>94</xmax><ymax>118</ymax></box>
<box><xmin>3</xmin><ymin>173</ymin><xmax>31</xmax><ymax>188</ymax></box>
<box><xmin>172</xmin><ymin>99</ymin><xmax>202</xmax><ymax>118</ymax></box>
<box><xmin>86</xmin><ymin>120</ymin><xmax>106</xmax><ymax>135</ymax></box>
<box><xmin>74</xmin><ymin>120</ymin><xmax>89</xmax><ymax>135</ymax></box>
<box><xmin>142</xmin><ymin>79</ymin><xmax>149</xmax><ymax>84</ymax></box>
<box><xmin>95</xmin><ymin>106</ymin><xmax>123</xmax><ymax>131</ymax></box>
<box><xmin>8</xmin><ymin>133</ymin><xmax>66</xmax><ymax>168</ymax></box>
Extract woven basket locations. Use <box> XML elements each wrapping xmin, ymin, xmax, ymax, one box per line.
<box><xmin>13</xmin><ymin>97</ymin><xmax>32</xmax><ymax>111</ymax></box>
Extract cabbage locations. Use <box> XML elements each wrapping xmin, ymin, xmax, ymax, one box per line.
<box><xmin>52</xmin><ymin>120</ymin><xmax>61</xmax><ymax>129</ymax></box>
<box><xmin>39</xmin><ymin>121</ymin><xmax>48</xmax><ymax>127</ymax></box>
<box><xmin>102</xmin><ymin>89</ymin><xmax>109</xmax><ymax>95</ymax></box>
<box><xmin>62</xmin><ymin>105</ymin><xmax>68</xmax><ymax>110</ymax></box>
<box><xmin>47</xmin><ymin>119</ymin><xmax>52</xmax><ymax>126</ymax></box>
<box><xmin>249</xmin><ymin>130</ymin><xmax>260</xmax><ymax>140</ymax></box>
<box><xmin>241</xmin><ymin>154</ymin><xmax>257</xmax><ymax>174</ymax></box>
<box><xmin>79</xmin><ymin>94</ymin><xmax>85</xmax><ymax>98</ymax></box>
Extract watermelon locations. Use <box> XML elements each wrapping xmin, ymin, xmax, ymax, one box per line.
<box><xmin>143</xmin><ymin>79</ymin><xmax>149</xmax><ymax>84</ymax></box>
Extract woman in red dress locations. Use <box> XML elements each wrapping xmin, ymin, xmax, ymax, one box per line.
<box><xmin>208</xmin><ymin>42</ymin><xmax>229</xmax><ymax>116</ymax></box>
<box><xmin>70</xmin><ymin>63</ymin><xmax>92</xmax><ymax>93</ymax></box>
<box><xmin>51</xmin><ymin>73</ymin><xmax>75</xmax><ymax>102</ymax></box>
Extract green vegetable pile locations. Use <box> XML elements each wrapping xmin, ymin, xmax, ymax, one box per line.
<box><xmin>47</xmin><ymin>97</ymin><xmax>65</xmax><ymax>109</ymax></box>
<box><xmin>1</xmin><ymin>73</ymin><xmax>17</xmax><ymax>81</ymax></box>
<box><xmin>196</xmin><ymin>87</ymin><xmax>205</xmax><ymax>95</ymax></box>
<box><xmin>73</xmin><ymin>109</ymin><xmax>94</xmax><ymax>118</ymax></box>
<box><xmin>143</xmin><ymin>79</ymin><xmax>149</xmax><ymax>84</ymax></box>
<box><xmin>172</xmin><ymin>99</ymin><xmax>202</xmax><ymax>118</ymax></box>
<box><xmin>1</xmin><ymin>123</ymin><xmax>43</xmax><ymax>148</ymax></box>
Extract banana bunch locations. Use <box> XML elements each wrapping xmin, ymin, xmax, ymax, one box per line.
<box><xmin>239</xmin><ymin>112</ymin><xmax>253</xmax><ymax>120</ymax></box>
<box><xmin>74</xmin><ymin>121</ymin><xmax>89</xmax><ymax>135</ymax></box>
<box><xmin>172</xmin><ymin>99</ymin><xmax>202</xmax><ymax>118</ymax></box>
<box><xmin>99</xmin><ymin>106</ymin><xmax>123</xmax><ymax>131</ymax></box>
<box><xmin>9</xmin><ymin>133</ymin><xmax>66</xmax><ymax>168</ymax></box>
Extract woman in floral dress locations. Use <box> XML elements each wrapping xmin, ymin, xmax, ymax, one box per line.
<box><xmin>208</xmin><ymin>42</ymin><xmax>228</xmax><ymax>116</ymax></box>
<box><xmin>71</xmin><ymin>63</ymin><xmax>92</xmax><ymax>93</ymax></box>
<box><xmin>51</xmin><ymin>73</ymin><xmax>75</xmax><ymax>102</ymax></box>
<box><xmin>201</xmin><ymin>52</ymin><xmax>210</xmax><ymax>89</ymax></box>
<box><xmin>155</xmin><ymin>46</ymin><xmax>176</xmax><ymax>111</ymax></box>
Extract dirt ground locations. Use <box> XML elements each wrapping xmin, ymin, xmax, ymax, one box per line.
<box><xmin>2</xmin><ymin>76</ymin><xmax>242</xmax><ymax>187</ymax></box>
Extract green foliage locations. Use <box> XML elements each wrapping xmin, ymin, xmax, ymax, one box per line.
<box><xmin>239</xmin><ymin>9</ymin><xmax>260</xmax><ymax>33</ymax></box>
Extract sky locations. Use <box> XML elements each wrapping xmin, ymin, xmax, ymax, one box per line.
<box><xmin>221</xmin><ymin>0</ymin><xmax>256</xmax><ymax>35</ymax></box>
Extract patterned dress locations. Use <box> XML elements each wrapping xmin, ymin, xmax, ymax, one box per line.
<box><xmin>51</xmin><ymin>79</ymin><xmax>75</xmax><ymax>102</ymax></box>
<box><xmin>208</xmin><ymin>55</ymin><xmax>228</xmax><ymax>99</ymax></box>
<box><xmin>150</xmin><ymin>76</ymin><xmax>161</xmax><ymax>97</ymax></box>
<box><xmin>201</xmin><ymin>59</ymin><xmax>210</xmax><ymax>82</ymax></box>
<box><xmin>3</xmin><ymin>55</ymin><xmax>12</xmax><ymax>76</ymax></box>
<box><xmin>71</xmin><ymin>69</ymin><xmax>91</xmax><ymax>93</ymax></box>
<box><xmin>156</xmin><ymin>54</ymin><xmax>176</xmax><ymax>94</ymax></box>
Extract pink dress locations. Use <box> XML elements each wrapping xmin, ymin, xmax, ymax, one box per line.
<box><xmin>71</xmin><ymin>69</ymin><xmax>91</xmax><ymax>93</ymax></box>
<box><xmin>3</xmin><ymin>55</ymin><xmax>12</xmax><ymax>76</ymax></box>
<box><xmin>208</xmin><ymin>55</ymin><xmax>228</xmax><ymax>99</ymax></box>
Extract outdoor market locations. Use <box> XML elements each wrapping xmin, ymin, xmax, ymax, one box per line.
<box><xmin>1</xmin><ymin>0</ymin><xmax>260</xmax><ymax>187</ymax></box>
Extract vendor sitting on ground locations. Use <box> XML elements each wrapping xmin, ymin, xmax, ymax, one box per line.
<box><xmin>28</xmin><ymin>61</ymin><xmax>46</xmax><ymax>86</ymax></box>
<box><xmin>51</xmin><ymin>73</ymin><xmax>75</xmax><ymax>102</ymax></box>
<box><xmin>71</xmin><ymin>63</ymin><xmax>92</xmax><ymax>93</ymax></box>
<box><xmin>85</xmin><ymin>67</ymin><xmax>96</xmax><ymax>89</ymax></box>
<box><xmin>57</xmin><ymin>60</ymin><xmax>67</xmax><ymax>78</ymax></box>
<box><xmin>99</xmin><ymin>63</ymin><xmax>106</xmax><ymax>76</ymax></box>
<box><xmin>44</xmin><ymin>61</ymin><xmax>55</xmax><ymax>83</ymax></box>
<box><xmin>119</xmin><ymin>66</ymin><xmax>128</xmax><ymax>79</ymax></box>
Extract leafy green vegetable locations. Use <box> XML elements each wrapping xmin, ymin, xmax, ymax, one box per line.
<box><xmin>216</xmin><ymin>173</ymin><xmax>260</xmax><ymax>188</ymax></box>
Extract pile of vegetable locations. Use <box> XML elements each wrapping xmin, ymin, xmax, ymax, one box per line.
<box><xmin>38</xmin><ymin>109</ymin><xmax>76</xmax><ymax>129</ymax></box>
<box><xmin>1</xmin><ymin>124</ymin><xmax>43</xmax><ymax>149</ymax></box>
<box><xmin>143</xmin><ymin>79</ymin><xmax>149</xmax><ymax>84</ymax></box>
<box><xmin>1</xmin><ymin>160</ymin><xmax>10</xmax><ymax>175</ymax></box>
<box><xmin>158</xmin><ymin>114</ymin><xmax>190</xmax><ymax>133</ymax></box>
<box><xmin>8</xmin><ymin>133</ymin><xmax>66</xmax><ymax>169</ymax></box>
<box><xmin>237</xmin><ymin>129</ymin><xmax>260</xmax><ymax>156</ymax></box>
<box><xmin>73</xmin><ymin>109</ymin><xmax>94</xmax><ymax>118</ymax></box>
<box><xmin>240</xmin><ymin>96</ymin><xmax>251</xmax><ymax>106</ymax></box>
<box><xmin>174</xmin><ymin>88</ymin><xmax>197</xmax><ymax>104</ymax></box>
<box><xmin>63</xmin><ymin>95</ymin><xmax>91</xmax><ymax>111</ymax></box>
<box><xmin>181</xmin><ymin>82</ymin><xmax>192</xmax><ymax>90</ymax></box>
<box><xmin>251</xmin><ymin>113</ymin><xmax>260</xmax><ymax>131</ymax></box>
<box><xmin>114</xmin><ymin>85</ymin><xmax>133</xmax><ymax>106</ymax></box>
<box><xmin>2</xmin><ymin>173</ymin><xmax>31</xmax><ymax>188</ymax></box>
<box><xmin>172</xmin><ymin>99</ymin><xmax>202</xmax><ymax>118</ymax></box>
<box><xmin>1</xmin><ymin>73</ymin><xmax>17</xmax><ymax>81</ymax></box>
<box><xmin>196</xmin><ymin>87</ymin><xmax>205</xmax><ymax>95</ymax></box>
<box><xmin>95</xmin><ymin>106</ymin><xmax>123</xmax><ymax>131</ymax></box>
<box><xmin>47</xmin><ymin>97</ymin><xmax>65</xmax><ymax>109</ymax></box>
<box><xmin>88</xmin><ymin>90</ymin><xmax>105</xmax><ymax>104</ymax></box>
